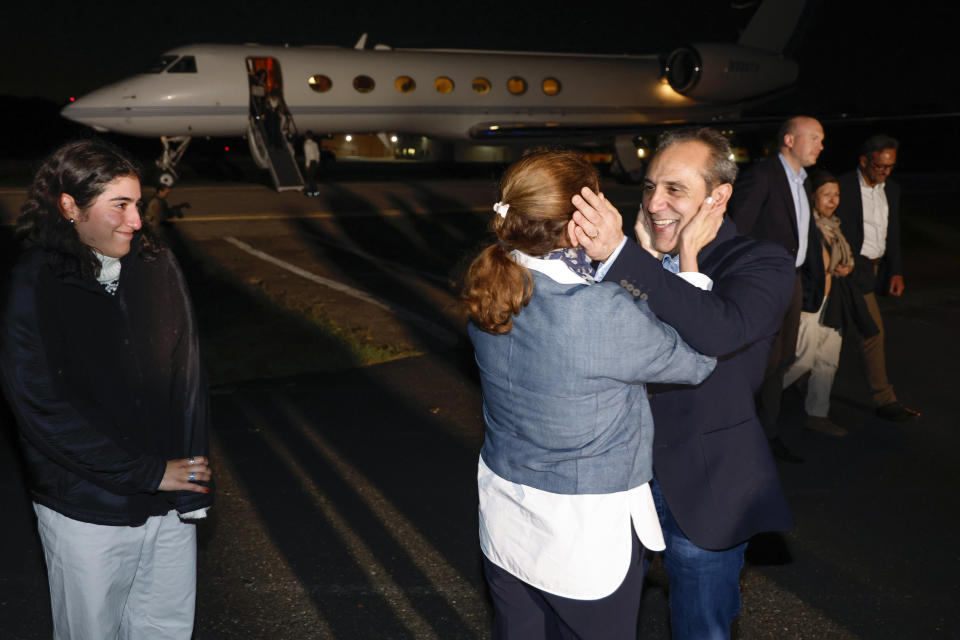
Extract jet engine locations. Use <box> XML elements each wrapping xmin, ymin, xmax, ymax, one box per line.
<box><xmin>662</xmin><ymin>43</ymin><xmax>798</xmax><ymax>103</ymax></box>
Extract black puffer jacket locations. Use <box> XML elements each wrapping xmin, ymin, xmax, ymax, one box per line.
<box><xmin>1</xmin><ymin>237</ymin><xmax>213</xmax><ymax>526</ymax></box>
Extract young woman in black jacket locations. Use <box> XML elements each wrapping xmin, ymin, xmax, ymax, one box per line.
<box><xmin>1</xmin><ymin>138</ymin><xmax>213</xmax><ymax>639</ymax></box>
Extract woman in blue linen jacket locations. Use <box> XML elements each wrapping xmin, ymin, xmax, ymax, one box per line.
<box><xmin>462</xmin><ymin>150</ymin><xmax>716</xmax><ymax>639</ymax></box>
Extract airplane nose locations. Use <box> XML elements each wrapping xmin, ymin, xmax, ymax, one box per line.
<box><xmin>60</xmin><ymin>80</ymin><xmax>141</xmax><ymax>133</ymax></box>
<box><xmin>61</xmin><ymin>94</ymin><xmax>112</xmax><ymax>132</ymax></box>
<box><xmin>60</xmin><ymin>100</ymin><xmax>80</xmax><ymax>121</ymax></box>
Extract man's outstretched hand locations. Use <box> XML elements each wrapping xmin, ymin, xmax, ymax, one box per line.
<box><xmin>569</xmin><ymin>187</ymin><xmax>624</xmax><ymax>262</ymax></box>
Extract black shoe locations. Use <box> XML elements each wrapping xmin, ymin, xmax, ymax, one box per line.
<box><xmin>876</xmin><ymin>402</ymin><xmax>921</xmax><ymax>422</ymax></box>
<box><xmin>769</xmin><ymin>437</ymin><xmax>804</xmax><ymax>463</ymax></box>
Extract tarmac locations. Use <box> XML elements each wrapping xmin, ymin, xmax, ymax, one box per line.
<box><xmin>0</xmin><ymin>176</ymin><xmax>958</xmax><ymax>638</ymax></box>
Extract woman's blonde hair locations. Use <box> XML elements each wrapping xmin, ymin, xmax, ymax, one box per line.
<box><xmin>462</xmin><ymin>149</ymin><xmax>599</xmax><ymax>334</ymax></box>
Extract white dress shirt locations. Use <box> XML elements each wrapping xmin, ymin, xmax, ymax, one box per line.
<box><xmin>303</xmin><ymin>138</ymin><xmax>320</xmax><ymax>167</ymax></box>
<box><xmin>858</xmin><ymin>170</ymin><xmax>889</xmax><ymax>260</ymax></box>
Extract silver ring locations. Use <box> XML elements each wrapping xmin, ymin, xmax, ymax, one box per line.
<box><xmin>189</xmin><ymin>471</ymin><xmax>196</xmax><ymax>483</ymax></box>
<box><xmin>188</xmin><ymin>457</ymin><xmax>196</xmax><ymax>465</ymax></box>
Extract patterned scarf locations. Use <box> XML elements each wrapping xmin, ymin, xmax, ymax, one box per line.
<box><xmin>814</xmin><ymin>211</ymin><xmax>855</xmax><ymax>274</ymax></box>
<box><xmin>542</xmin><ymin>247</ymin><xmax>596</xmax><ymax>282</ymax></box>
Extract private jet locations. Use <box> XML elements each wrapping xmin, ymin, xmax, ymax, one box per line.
<box><xmin>61</xmin><ymin>0</ymin><xmax>806</xmax><ymax>190</ymax></box>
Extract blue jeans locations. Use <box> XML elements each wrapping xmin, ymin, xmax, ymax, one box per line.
<box><xmin>651</xmin><ymin>478</ymin><xmax>748</xmax><ymax>640</ymax></box>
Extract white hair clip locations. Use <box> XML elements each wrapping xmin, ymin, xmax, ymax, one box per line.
<box><xmin>493</xmin><ymin>202</ymin><xmax>509</xmax><ymax>218</ymax></box>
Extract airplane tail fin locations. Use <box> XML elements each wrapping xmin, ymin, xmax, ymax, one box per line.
<box><xmin>737</xmin><ymin>0</ymin><xmax>808</xmax><ymax>52</ymax></box>
<box><xmin>354</xmin><ymin>33</ymin><xmax>368</xmax><ymax>50</ymax></box>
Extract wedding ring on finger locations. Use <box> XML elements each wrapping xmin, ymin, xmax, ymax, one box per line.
<box><xmin>189</xmin><ymin>471</ymin><xmax>196</xmax><ymax>483</ymax></box>
<box><xmin>189</xmin><ymin>457</ymin><xmax>196</xmax><ymax>465</ymax></box>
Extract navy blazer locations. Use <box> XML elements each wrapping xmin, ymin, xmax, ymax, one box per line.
<box><xmin>835</xmin><ymin>170</ymin><xmax>903</xmax><ymax>294</ymax></box>
<box><xmin>605</xmin><ymin>219</ymin><xmax>795</xmax><ymax>550</ymax></box>
<box><xmin>728</xmin><ymin>156</ymin><xmax>826</xmax><ymax>311</ymax></box>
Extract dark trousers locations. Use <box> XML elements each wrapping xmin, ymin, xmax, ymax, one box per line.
<box><xmin>304</xmin><ymin>161</ymin><xmax>318</xmax><ymax>194</ymax></box>
<box><xmin>483</xmin><ymin>533</ymin><xmax>647</xmax><ymax>640</ymax></box>
<box><xmin>758</xmin><ymin>273</ymin><xmax>802</xmax><ymax>438</ymax></box>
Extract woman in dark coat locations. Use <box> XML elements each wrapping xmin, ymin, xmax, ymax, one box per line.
<box><xmin>0</xmin><ymin>139</ymin><xmax>213</xmax><ymax>639</ymax></box>
<box><xmin>784</xmin><ymin>169</ymin><xmax>876</xmax><ymax>436</ymax></box>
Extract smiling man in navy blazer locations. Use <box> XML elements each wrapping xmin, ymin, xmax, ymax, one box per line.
<box><xmin>569</xmin><ymin>128</ymin><xmax>795</xmax><ymax>639</ymax></box>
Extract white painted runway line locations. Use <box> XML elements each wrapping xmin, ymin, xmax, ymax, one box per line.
<box><xmin>223</xmin><ymin>236</ymin><xmax>459</xmax><ymax>346</ymax></box>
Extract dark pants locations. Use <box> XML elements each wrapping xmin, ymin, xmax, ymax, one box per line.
<box><xmin>758</xmin><ymin>272</ymin><xmax>802</xmax><ymax>438</ymax></box>
<box><xmin>483</xmin><ymin>533</ymin><xmax>647</xmax><ymax>640</ymax></box>
<box><xmin>304</xmin><ymin>161</ymin><xmax>318</xmax><ymax>194</ymax></box>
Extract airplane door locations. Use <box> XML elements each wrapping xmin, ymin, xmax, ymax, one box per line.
<box><xmin>246</xmin><ymin>57</ymin><xmax>284</xmax><ymax>118</ymax></box>
<box><xmin>245</xmin><ymin>57</ymin><xmax>304</xmax><ymax>191</ymax></box>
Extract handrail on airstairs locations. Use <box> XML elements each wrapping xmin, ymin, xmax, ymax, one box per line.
<box><xmin>248</xmin><ymin>99</ymin><xmax>304</xmax><ymax>192</ymax></box>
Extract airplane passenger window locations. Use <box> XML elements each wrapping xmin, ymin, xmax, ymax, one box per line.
<box><xmin>145</xmin><ymin>55</ymin><xmax>179</xmax><ymax>73</ymax></box>
<box><xmin>167</xmin><ymin>56</ymin><xmax>197</xmax><ymax>73</ymax></box>
<box><xmin>395</xmin><ymin>76</ymin><xmax>416</xmax><ymax>93</ymax></box>
<box><xmin>541</xmin><ymin>77</ymin><xmax>561</xmax><ymax>96</ymax></box>
<box><xmin>434</xmin><ymin>77</ymin><xmax>454</xmax><ymax>94</ymax></box>
<box><xmin>472</xmin><ymin>77</ymin><xmax>491</xmax><ymax>94</ymax></box>
<box><xmin>507</xmin><ymin>77</ymin><xmax>527</xmax><ymax>95</ymax></box>
<box><xmin>308</xmin><ymin>75</ymin><xmax>332</xmax><ymax>92</ymax></box>
<box><xmin>354</xmin><ymin>75</ymin><xmax>375</xmax><ymax>93</ymax></box>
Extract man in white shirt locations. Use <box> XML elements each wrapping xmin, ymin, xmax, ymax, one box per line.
<box><xmin>302</xmin><ymin>131</ymin><xmax>320</xmax><ymax>197</ymax></box>
<box><xmin>835</xmin><ymin>135</ymin><xmax>920</xmax><ymax>422</ymax></box>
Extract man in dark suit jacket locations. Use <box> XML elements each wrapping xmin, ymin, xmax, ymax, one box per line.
<box><xmin>727</xmin><ymin>116</ymin><xmax>826</xmax><ymax>462</ymax></box>
<box><xmin>570</xmin><ymin>128</ymin><xmax>794</xmax><ymax>639</ymax></box>
<box><xmin>835</xmin><ymin>134</ymin><xmax>919</xmax><ymax>422</ymax></box>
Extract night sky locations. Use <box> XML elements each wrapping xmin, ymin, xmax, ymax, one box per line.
<box><xmin>2</xmin><ymin>0</ymin><xmax>956</xmax><ymax>117</ymax></box>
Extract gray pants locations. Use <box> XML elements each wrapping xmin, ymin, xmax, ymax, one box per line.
<box><xmin>34</xmin><ymin>504</ymin><xmax>197</xmax><ymax>640</ymax></box>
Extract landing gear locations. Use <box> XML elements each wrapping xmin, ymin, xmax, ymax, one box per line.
<box><xmin>155</xmin><ymin>135</ymin><xmax>192</xmax><ymax>186</ymax></box>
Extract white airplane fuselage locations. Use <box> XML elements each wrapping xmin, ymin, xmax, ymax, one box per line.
<box><xmin>62</xmin><ymin>42</ymin><xmax>797</xmax><ymax>141</ymax></box>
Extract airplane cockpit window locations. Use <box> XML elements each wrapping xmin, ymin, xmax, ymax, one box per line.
<box><xmin>167</xmin><ymin>56</ymin><xmax>197</xmax><ymax>73</ymax></box>
<box><xmin>507</xmin><ymin>77</ymin><xmax>527</xmax><ymax>95</ymax></box>
<box><xmin>145</xmin><ymin>55</ymin><xmax>179</xmax><ymax>73</ymax></box>
<box><xmin>308</xmin><ymin>75</ymin><xmax>332</xmax><ymax>92</ymax></box>
<box><xmin>472</xmin><ymin>77</ymin><xmax>491</xmax><ymax>94</ymax></box>
<box><xmin>354</xmin><ymin>75</ymin><xmax>375</xmax><ymax>93</ymax></box>
<box><xmin>434</xmin><ymin>77</ymin><xmax>454</xmax><ymax>94</ymax></box>
<box><xmin>541</xmin><ymin>78</ymin><xmax>561</xmax><ymax>96</ymax></box>
<box><xmin>395</xmin><ymin>76</ymin><xmax>416</xmax><ymax>93</ymax></box>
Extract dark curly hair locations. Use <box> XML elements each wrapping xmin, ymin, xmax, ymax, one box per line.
<box><xmin>16</xmin><ymin>138</ymin><xmax>162</xmax><ymax>279</ymax></box>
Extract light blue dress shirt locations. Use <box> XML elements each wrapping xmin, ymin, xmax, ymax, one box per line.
<box><xmin>778</xmin><ymin>152</ymin><xmax>810</xmax><ymax>268</ymax></box>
